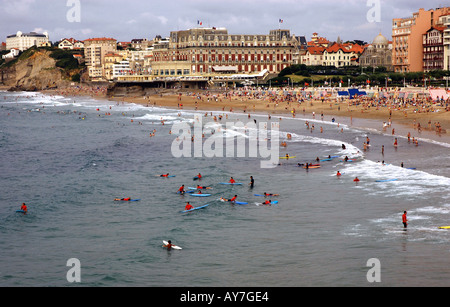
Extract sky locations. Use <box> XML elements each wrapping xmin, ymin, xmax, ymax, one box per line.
<box><xmin>0</xmin><ymin>0</ymin><xmax>447</xmax><ymax>44</ymax></box>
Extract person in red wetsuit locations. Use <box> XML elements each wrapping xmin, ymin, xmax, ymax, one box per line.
<box><xmin>229</xmin><ymin>177</ymin><xmax>236</xmax><ymax>184</ymax></box>
<box><xmin>20</xmin><ymin>203</ymin><xmax>27</xmax><ymax>213</ymax></box>
<box><xmin>163</xmin><ymin>240</ymin><xmax>173</xmax><ymax>249</ymax></box>
<box><xmin>222</xmin><ymin>195</ymin><xmax>237</xmax><ymax>202</ymax></box>
<box><xmin>160</xmin><ymin>173</ymin><xmax>170</xmax><ymax>177</ymax></box>
<box><xmin>185</xmin><ymin>202</ymin><xmax>194</xmax><ymax>211</ymax></box>
<box><xmin>402</xmin><ymin>211</ymin><xmax>408</xmax><ymax>228</ymax></box>
<box><xmin>178</xmin><ymin>185</ymin><xmax>185</xmax><ymax>194</ymax></box>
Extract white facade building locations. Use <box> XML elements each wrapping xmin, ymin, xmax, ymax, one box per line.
<box><xmin>2</xmin><ymin>48</ymin><xmax>20</xmax><ymax>59</ymax></box>
<box><xmin>6</xmin><ymin>31</ymin><xmax>49</xmax><ymax>51</ymax></box>
<box><xmin>113</xmin><ymin>61</ymin><xmax>132</xmax><ymax>78</ymax></box>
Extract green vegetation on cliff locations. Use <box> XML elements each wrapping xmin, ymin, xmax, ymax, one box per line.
<box><xmin>1</xmin><ymin>46</ymin><xmax>84</xmax><ymax>75</ymax></box>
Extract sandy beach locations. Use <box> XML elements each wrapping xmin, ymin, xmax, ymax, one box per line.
<box><xmin>6</xmin><ymin>83</ymin><xmax>449</xmax><ymax>142</ymax></box>
<box><xmin>105</xmin><ymin>87</ymin><xmax>450</xmax><ymax>136</ymax></box>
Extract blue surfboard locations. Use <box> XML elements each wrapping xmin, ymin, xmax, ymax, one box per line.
<box><xmin>181</xmin><ymin>204</ymin><xmax>209</xmax><ymax>213</ymax></box>
<box><xmin>177</xmin><ymin>190</ymin><xmax>195</xmax><ymax>194</ymax></box>
<box><xmin>234</xmin><ymin>201</ymin><xmax>248</xmax><ymax>205</ymax></box>
<box><xmin>375</xmin><ymin>179</ymin><xmax>398</xmax><ymax>182</ymax></box>
<box><xmin>189</xmin><ymin>194</ymin><xmax>212</xmax><ymax>197</ymax></box>
<box><xmin>258</xmin><ymin>201</ymin><xmax>279</xmax><ymax>205</ymax></box>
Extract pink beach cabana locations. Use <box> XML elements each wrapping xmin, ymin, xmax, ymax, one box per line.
<box><xmin>429</xmin><ymin>89</ymin><xmax>449</xmax><ymax>101</ymax></box>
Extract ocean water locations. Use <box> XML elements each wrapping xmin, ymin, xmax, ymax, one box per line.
<box><xmin>1</xmin><ymin>90</ymin><xmax>450</xmax><ymax>287</ymax></box>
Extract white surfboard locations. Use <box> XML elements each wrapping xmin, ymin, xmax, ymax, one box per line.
<box><xmin>163</xmin><ymin>240</ymin><xmax>182</xmax><ymax>250</ymax></box>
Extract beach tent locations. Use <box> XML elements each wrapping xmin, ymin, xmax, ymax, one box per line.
<box><xmin>429</xmin><ymin>89</ymin><xmax>449</xmax><ymax>101</ymax></box>
<box><xmin>348</xmin><ymin>89</ymin><xmax>367</xmax><ymax>99</ymax></box>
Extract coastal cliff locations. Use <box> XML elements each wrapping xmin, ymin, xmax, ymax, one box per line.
<box><xmin>0</xmin><ymin>47</ymin><xmax>85</xmax><ymax>92</ymax></box>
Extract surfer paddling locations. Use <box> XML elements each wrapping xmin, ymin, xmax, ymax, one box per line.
<box><xmin>163</xmin><ymin>240</ymin><xmax>174</xmax><ymax>249</ymax></box>
<box><xmin>221</xmin><ymin>195</ymin><xmax>237</xmax><ymax>202</ymax></box>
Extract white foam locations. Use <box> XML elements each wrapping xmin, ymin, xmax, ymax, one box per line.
<box><xmin>287</xmin><ymin>133</ymin><xmax>363</xmax><ymax>159</ymax></box>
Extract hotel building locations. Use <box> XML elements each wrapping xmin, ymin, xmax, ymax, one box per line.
<box><xmin>392</xmin><ymin>7</ymin><xmax>450</xmax><ymax>72</ymax></box>
<box><xmin>6</xmin><ymin>31</ymin><xmax>49</xmax><ymax>51</ymax></box>
<box><xmin>151</xmin><ymin>28</ymin><xmax>299</xmax><ymax>77</ymax></box>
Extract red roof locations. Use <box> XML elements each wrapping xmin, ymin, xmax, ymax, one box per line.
<box><xmin>84</xmin><ymin>37</ymin><xmax>116</xmax><ymax>42</ymax></box>
<box><xmin>325</xmin><ymin>43</ymin><xmax>365</xmax><ymax>54</ymax></box>
<box><xmin>307</xmin><ymin>46</ymin><xmax>325</xmax><ymax>55</ymax></box>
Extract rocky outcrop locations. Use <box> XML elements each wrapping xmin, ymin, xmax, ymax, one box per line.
<box><xmin>1</xmin><ymin>49</ymin><xmax>70</xmax><ymax>91</ymax></box>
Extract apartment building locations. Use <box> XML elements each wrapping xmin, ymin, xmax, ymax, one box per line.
<box><xmin>83</xmin><ymin>37</ymin><xmax>117</xmax><ymax>80</ymax></box>
<box><xmin>151</xmin><ymin>28</ymin><xmax>299</xmax><ymax>77</ymax></box>
<box><xmin>440</xmin><ymin>14</ymin><xmax>450</xmax><ymax>70</ymax></box>
<box><xmin>423</xmin><ymin>27</ymin><xmax>445</xmax><ymax>71</ymax></box>
<box><xmin>301</xmin><ymin>46</ymin><xmax>325</xmax><ymax>66</ymax></box>
<box><xmin>322</xmin><ymin>43</ymin><xmax>364</xmax><ymax>68</ymax></box>
<box><xmin>392</xmin><ymin>7</ymin><xmax>450</xmax><ymax>72</ymax></box>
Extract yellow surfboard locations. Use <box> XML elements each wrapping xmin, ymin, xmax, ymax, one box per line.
<box><xmin>438</xmin><ymin>226</ymin><xmax>450</xmax><ymax>229</ymax></box>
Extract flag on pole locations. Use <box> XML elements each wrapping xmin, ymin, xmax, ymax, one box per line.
<box><xmin>279</xmin><ymin>19</ymin><xmax>283</xmax><ymax>23</ymax></box>
<box><xmin>197</xmin><ymin>20</ymin><xmax>202</xmax><ymax>26</ymax></box>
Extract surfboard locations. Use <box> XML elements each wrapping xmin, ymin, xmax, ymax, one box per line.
<box><xmin>193</xmin><ymin>176</ymin><xmax>201</xmax><ymax>180</ymax></box>
<box><xmin>303</xmin><ymin>166</ymin><xmax>321</xmax><ymax>169</ymax></box>
<box><xmin>254</xmin><ymin>194</ymin><xmax>279</xmax><ymax>197</ymax></box>
<box><xmin>320</xmin><ymin>158</ymin><xmax>333</xmax><ymax>162</ymax></box>
<box><xmin>220</xmin><ymin>199</ymin><xmax>248</xmax><ymax>205</ymax></box>
<box><xmin>234</xmin><ymin>201</ymin><xmax>248</xmax><ymax>205</ymax></box>
<box><xmin>438</xmin><ymin>226</ymin><xmax>450</xmax><ymax>229</ymax></box>
<box><xmin>16</xmin><ymin>210</ymin><xmax>26</xmax><ymax>214</ymax></box>
<box><xmin>177</xmin><ymin>190</ymin><xmax>195</xmax><ymax>194</ymax></box>
<box><xmin>181</xmin><ymin>204</ymin><xmax>209</xmax><ymax>213</ymax></box>
<box><xmin>163</xmin><ymin>240</ymin><xmax>182</xmax><ymax>250</ymax></box>
<box><xmin>219</xmin><ymin>183</ymin><xmax>243</xmax><ymax>185</ymax></box>
<box><xmin>188</xmin><ymin>187</ymin><xmax>212</xmax><ymax>190</ymax></box>
<box><xmin>189</xmin><ymin>194</ymin><xmax>211</xmax><ymax>197</ymax></box>
<box><xmin>257</xmin><ymin>201</ymin><xmax>279</xmax><ymax>206</ymax></box>
<box><xmin>280</xmin><ymin>156</ymin><xmax>296</xmax><ymax>159</ymax></box>
<box><xmin>340</xmin><ymin>160</ymin><xmax>354</xmax><ymax>162</ymax></box>
<box><xmin>375</xmin><ymin>179</ymin><xmax>398</xmax><ymax>182</ymax></box>
<box><xmin>115</xmin><ymin>199</ymin><xmax>141</xmax><ymax>202</ymax></box>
